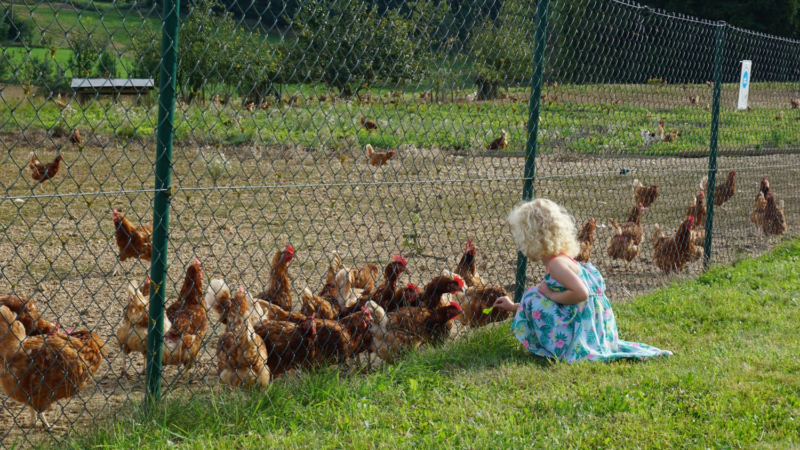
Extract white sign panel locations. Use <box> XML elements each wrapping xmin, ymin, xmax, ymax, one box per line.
<box><xmin>737</xmin><ymin>60</ymin><xmax>752</xmax><ymax>110</ymax></box>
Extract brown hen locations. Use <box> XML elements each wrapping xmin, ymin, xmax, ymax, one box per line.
<box><xmin>0</xmin><ymin>305</ymin><xmax>105</xmax><ymax>429</ymax></box>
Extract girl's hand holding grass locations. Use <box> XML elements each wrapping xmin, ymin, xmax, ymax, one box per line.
<box><xmin>492</xmin><ymin>296</ymin><xmax>518</xmax><ymax>312</ymax></box>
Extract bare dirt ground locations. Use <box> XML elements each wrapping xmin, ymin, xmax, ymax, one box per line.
<box><xmin>0</xmin><ymin>130</ymin><xmax>798</xmax><ymax>445</ymax></box>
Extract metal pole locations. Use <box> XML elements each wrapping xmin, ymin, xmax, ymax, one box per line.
<box><xmin>703</xmin><ymin>21</ymin><xmax>726</xmax><ymax>271</ymax></box>
<box><xmin>514</xmin><ymin>0</ymin><xmax>550</xmax><ymax>303</ymax></box>
<box><xmin>146</xmin><ymin>0</ymin><xmax>180</xmax><ymax>404</ymax></box>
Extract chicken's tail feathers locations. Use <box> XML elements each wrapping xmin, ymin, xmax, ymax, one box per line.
<box><xmin>0</xmin><ymin>305</ymin><xmax>25</xmax><ymax>361</ymax></box>
<box><xmin>325</xmin><ymin>251</ymin><xmax>343</xmax><ymax>285</ymax></box>
<box><xmin>204</xmin><ymin>279</ymin><xmax>230</xmax><ymax>311</ymax></box>
<box><xmin>27</xmin><ymin>152</ymin><xmax>40</xmax><ymax>169</ymax></box>
<box><xmin>651</xmin><ymin>224</ymin><xmax>663</xmax><ymax>246</ymax></box>
<box><xmin>632</xmin><ymin>178</ymin><xmax>642</xmax><ymax>190</ymax></box>
<box><xmin>700</xmin><ymin>176</ymin><xmax>709</xmax><ymax>192</ymax></box>
<box><xmin>301</xmin><ymin>287</ymin><xmax>314</xmax><ymax>306</ymax></box>
<box><xmin>126</xmin><ymin>281</ymin><xmax>145</xmax><ymax>300</ymax></box>
<box><xmin>365</xmin><ymin>144</ymin><xmax>374</xmax><ymax>157</ymax></box>
<box><xmin>608</xmin><ymin>218</ymin><xmax>621</xmax><ymax>234</ymax></box>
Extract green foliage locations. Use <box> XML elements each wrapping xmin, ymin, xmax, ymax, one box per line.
<box><xmin>170</xmin><ymin>0</ymin><xmax>283</xmax><ymax>102</ymax></box>
<box><xmin>178</xmin><ymin>0</ymin><xmax>237</xmax><ymax>100</ymax></box>
<box><xmin>1</xmin><ymin>12</ymin><xmax>36</xmax><ymax>45</ymax></box>
<box><xmin>16</xmin><ymin>54</ymin><xmax>59</xmax><ymax>89</ymax></box>
<box><xmin>468</xmin><ymin>0</ymin><xmax>535</xmax><ymax>99</ymax></box>
<box><xmin>643</xmin><ymin>0</ymin><xmax>800</xmax><ymax>39</ymax></box>
<box><xmin>67</xmin><ymin>24</ymin><xmax>107</xmax><ymax>78</ymax></box>
<box><xmin>235</xmin><ymin>36</ymin><xmax>282</xmax><ymax>104</ymax></box>
<box><xmin>290</xmin><ymin>0</ymin><xmax>432</xmax><ymax>97</ymax></box>
<box><xmin>127</xmin><ymin>26</ymin><xmax>161</xmax><ymax>81</ymax></box>
<box><xmin>95</xmin><ymin>50</ymin><xmax>119</xmax><ymax>78</ymax></box>
<box><xmin>0</xmin><ymin>52</ymin><xmax>9</xmax><ymax>81</ymax></box>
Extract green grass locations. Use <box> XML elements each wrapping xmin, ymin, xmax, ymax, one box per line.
<box><xmin>5</xmin><ymin>2</ymin><xmax>159</xmax><ymax>48</ymax></box>
<box><xmin>48</xmin><ymin>240</ymin><xmax>800</xmax><ymax>449</ymax></box>
<box><xmin>2</xmin><ymin>82</ymin><xmax>799</xmax><ymax>155</ymax></box>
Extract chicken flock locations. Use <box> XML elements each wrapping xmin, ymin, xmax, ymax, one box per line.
<box><xmin>9</xmin><ymin>102</ymin><xmax>791</xmax><ymax>429</ymax></box>
<box><xmin>1</xmin><ymin>224</ymin><xmax>511</xmax><ymax>426</ymax></box>
<box><xmin>597</xmin><ymin>172</ymin><xmax>787</xmax><ymax>275</ymax></box>
<box><xmin>4</xmin><ymin>169</ymin><xmax>785</xmax><ymax>427</ymax></box>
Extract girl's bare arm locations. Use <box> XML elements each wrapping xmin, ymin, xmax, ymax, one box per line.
<box><xmin>541</xmin><ymin>258</ymin><xmax>589</xmax><ymax>305</ymax></box>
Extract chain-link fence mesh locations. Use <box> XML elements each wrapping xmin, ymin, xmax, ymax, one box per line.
<box><xmin>0</xmin><ymin>0</ymin><xmax>797</xmax><ymax>445</ymax></box>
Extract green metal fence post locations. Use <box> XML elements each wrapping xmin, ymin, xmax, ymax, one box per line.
<box><xmin>703</xmin><ymin>21</ymin><xmax>726</xmax><ymax>271</ymax></box>
<box><xmin>146</xmin><ymin>0</ymin><xmax>181</xmax><ymax>404</ymax></box>
<box><xmin>514</xmin><ymin>0</ymin><xmax>550</xmax><ymax>303</ymax></box>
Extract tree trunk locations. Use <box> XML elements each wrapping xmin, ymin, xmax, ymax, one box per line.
<box><xmin>336</xmin><ymin>83</ymin><xmax>354</xmax><ymax>99</ymax></box>
<box><xmin>476</xmin><ymin>78</ymin><xmax>498</xmax><ymax>101</ymax></box>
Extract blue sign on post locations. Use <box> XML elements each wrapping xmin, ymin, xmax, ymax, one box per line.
<box><xmin>738</xmin><ymin>60</ymin><xmax>751</xmax><ymax>110</ymax></box>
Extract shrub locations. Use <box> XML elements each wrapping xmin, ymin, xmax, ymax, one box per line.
<box><xmin>468</xmin><ymin>0</ymin><xmax>535</xmax><ymax>100</ymax></box>
<box><xmin>95</xmin><ymin>50</ymin><xmax>119</xmax><ymax>78</ymax></box>
<box><xmin>2</xmin><ymin>13</ymin><xmax>36</xmax><ymax>45</ymax></box>
<box><xmin>289</xmin><ymin>0</ymin><xmax>431</xmax><ymax>97</ymax></box>
<box><xmin>67</xmin><ymin>24</ymin><xmax>106</xmax><ymax>78</ymax></box>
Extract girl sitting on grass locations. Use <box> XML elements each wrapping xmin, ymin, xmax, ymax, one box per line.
<box><xmin>493</xmin><ymin>198</ymin><xmax>672</xmax><ymax>362</ymax></box>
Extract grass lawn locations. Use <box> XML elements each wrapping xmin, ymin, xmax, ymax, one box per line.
<box><xmin>53</xmin><ymin>239</ymin><xmax>800</xmax><ymax>449</ymax></box>
<box><xmin>2</xmin><ymin>82</ymin><xmax>800</xmax><ymax>155</ymax></box>
<box><xmin>5</xmin><ymin>2</ymin><xmax>159</xmax><ymax>48</ymax></box>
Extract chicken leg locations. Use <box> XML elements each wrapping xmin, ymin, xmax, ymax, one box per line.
<box><xmin>29</xmin><ymin>406</ymin><xmax>52</xmax><ymax>429</ymax></box>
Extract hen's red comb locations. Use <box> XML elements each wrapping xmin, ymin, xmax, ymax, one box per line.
<box><xmin>449</xmin><ymin>301</ymin><xmax>462</xmax><ymax>311</ymax></box>
<box><xmin>238</xmin><ymin>286</ymin><xmax>245</xmax><ymax>293</ymax></box>
<box><xmin>392</xmin><ymin>255</ymin><xmax>407</xmax><ymax>265</ymax></box>
<box><xmin>285</xmin><ymin>245</ymin><xmax>295</xmax><ymax>254</ymax></box>
<box><xmin>452</xmin><ymin>275</ymin><xmax>465</xmax><ymax>289</ymax></box>
<box><xmin>194</xmin><ymin>258</ymin><xmax>201</xmax><ymax>265</ymax></box>
<box><xmin>406</xmin><ymin>283</ymin><xmax>418</xmax><ymax>290</ymax></box>
<box><xmin>464</xmin><ymin>238</ymin><xmax>473</xmax><ymax>252</ymax></box>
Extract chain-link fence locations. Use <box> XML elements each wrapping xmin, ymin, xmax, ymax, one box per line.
<box><xmin>1</xmin><ymin>0</ymin><xmax>798</xmax><ymax>445</ymax></box>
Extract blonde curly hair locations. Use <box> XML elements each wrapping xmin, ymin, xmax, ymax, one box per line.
<box><xmin>507</xmin><ymin>198</ymin><xmax>579</xmax><ymax>261</ymax></box>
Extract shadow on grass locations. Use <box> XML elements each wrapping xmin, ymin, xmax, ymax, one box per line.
<box><xmin>385</xmin><ymin>322</ymin><xmax>555</xmax><ymax>378</ymax></box>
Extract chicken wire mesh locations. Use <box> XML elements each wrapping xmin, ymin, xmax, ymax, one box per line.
<box><xmin>0</xmin><ymin>0</ymin><xmax>797</xmax><ymax>445</ymax></box>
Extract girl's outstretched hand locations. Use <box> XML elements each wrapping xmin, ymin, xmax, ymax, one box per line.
<box><xmin>493</xmin><ymin>296</ymin><xmax>517</xmax><ymax>312</ymax></box>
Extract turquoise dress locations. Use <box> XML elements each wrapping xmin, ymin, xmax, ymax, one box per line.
<box><xmin>512</xmin><ymin>256</ymin><xmax>672</xmax><ymax>362</ymax></box>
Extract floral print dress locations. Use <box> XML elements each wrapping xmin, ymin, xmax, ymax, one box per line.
<box><xmin>512</xmin><ymin>256</ymin><xmax>672</xmax><ymax>362</ymax></box>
